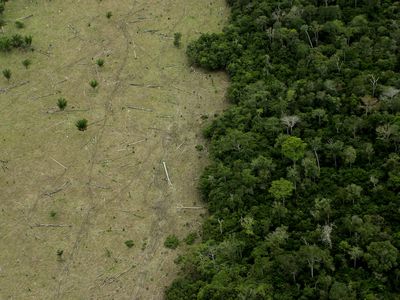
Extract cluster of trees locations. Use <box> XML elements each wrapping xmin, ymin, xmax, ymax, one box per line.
<box><xmin>167</xmin><ymin>0</ymin><xmax>400</xmax><ymax>299</ymax></box>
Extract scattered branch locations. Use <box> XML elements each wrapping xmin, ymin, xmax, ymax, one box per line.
<box><xmin>31</xmin><ymin>224</ymin><xmax>72</xmax><ymax>228</ymax></box>
<box><xmin>126</xmin><ymin>105</ymin><xmax>153</xmax><ymax>112</ymax></box>
<box><xmin>162</xmin><ymin>161</ymin><xmax>173</xmax><ymax>186</ymax></box>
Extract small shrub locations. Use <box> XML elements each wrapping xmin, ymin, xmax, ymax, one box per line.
<box><xmin>89</xmin><ymin>79</ymin><xmax>98</xmax><ymax>89</ymax></box>
<box><xmin>96</xmin><ymin>58</ymin><xmax>105</xmax><ymax>67</ymax></box>
<box><xmin>106</xmin><ymin>11</ymin><xmax>112</xmax><ymax>19</ymax></box>
<box><xmin>57</xmin><ymin>98</ymin><xmax>67</xmax><ymax>111</ymax></box>
<box><xmin>124</xmin><ymin>240</ymin><xmax>134</xmax><ymax>248</ymax></box>
<box><xmin>10</xmin><ymin>34</ymin><xmax>24</xmax><ymax>48</ymax></box>
<box><xmin>105</xmin><ymin>248</ymin><xmax>112</xmax><ymax>257</ymax></box>
<box><xmin>24</xmin><ymin>35</ymin><xmax>32</xmax><ymax>47</ymax></box>
<box><xmin>195</xmin><ymin>144</ymin><xmax>204</xmax><ymax>151</ymax></box>
<box><xmin>0</xmin><ymin>37</ymin><xmax>12</xmax><ymax>52</ymax></box>
<box><xmin>164</xmin><ymin>235</ymin><xmax>180</xmax><ymax>249</ymax></box>
<box><xmin>75</xmin><ymin>119</ymin><xmax>88</xmax><ymax>131</ymax></box>
<box><xmin>49</xmin><ymin>211</ymin><xmax>57</xmax><ymax>218</ymax></box>
<box><xmin>15</xmin><ymin>21</ymin><xmax>25</xmax><ymax>29</ymax></box>
<box><xmin>2</xmin><ymin>69</ymin><xmax>11</xmax><ymax>81</ymax></box>
<box><xmin>56</xmin><ymin>249</ymin><xmax>64</xmax><ymax>261</ymax></box>
<box><xmin>183</xmin><ymin>232</ymin><xmax>197</xmax><ymax>245</ymax></box>
<box><xmin>173</xmin><ymin>32</ymin><xmax>182</xmax><ymax>48</ymax></box>
<box><xmin>22</xmin><ymin>59</ymin><xmax>31</xmax><ymax>69</ymax></box>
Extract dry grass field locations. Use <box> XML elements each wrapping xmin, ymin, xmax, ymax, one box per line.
<box><xmin>0</xmin><ymin>1</ymin><xmax>228</xmax><ymax>299</ymax></box>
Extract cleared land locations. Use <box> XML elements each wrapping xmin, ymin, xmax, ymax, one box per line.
<box><xmin>0</xmin><ymin>1</ymin><xmax>228</xmax><ymax>299</ymax></box>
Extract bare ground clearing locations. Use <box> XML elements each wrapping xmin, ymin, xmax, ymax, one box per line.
<box><xmin>0</xmin><ymin>0</ymin><xmax>228</xmax><ymax>299</ymax></box>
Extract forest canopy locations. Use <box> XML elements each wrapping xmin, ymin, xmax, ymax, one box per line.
<box><xmin>167</xmin><ymin>0</ymin><xmax>400</xmax><ymax>299</ymax></box>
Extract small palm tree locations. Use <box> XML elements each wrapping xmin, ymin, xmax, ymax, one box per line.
<box><xmin>57</xmin><ymin>98</ymin><xmax>67</xmax><ymax>111</ymax></box>
<box><xmin>76</xmin><ymin>119</ymin><xmax>88</xmax><ymax>131</ymax></box>
<box><xmin>96</xmin><ymin>58</ymin><xmax>105</xmax><ymax>67</ymax></box>
<box><xmin>2</xmin><ymin>69</ymin><xmax>11</xmax><ymax>81</ymax></box>
<box><xmin>22</xmin><ymin>59</ymin><xmax>31</xmax><ymax>69</ymax></box>
<box><xmin>89</xmin><ymin>79</ymin><xmax>98</xmax><ymax>89</ymax></box>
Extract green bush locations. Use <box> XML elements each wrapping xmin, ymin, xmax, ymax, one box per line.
<box><xmin>173</xmin><ymin>32</ymin><xmax>182</xmax><ymax>48</ymax></box>
<box><xmin>183</xmin><ymin>232</ymin><xmax>197</xmax><ymax>245</ymax></box>
<box><xmin>124</xmin><ymin>240</ymin><xmax>134</xmax><ymax>248</ymax></box>
<box><xmin>22</xmin><ymin>59</ymin><xmax>31</xmax><ymax>69</ymax></box>
<box><xmin>75</xmin><ymin>119</ymin><xmax>88</xmax><ymax>131</ymax></box>
<box><xmin>2</xmin><ymin>69</ymin><xmax>11</xmax><ymax>81</ymax></box>
<box><xmin>15</xmin><ymin>20</ymin><xmax>24</xmax><ymax>29</ymax></box>
<box><xmin>89</xmin><ymin>79</ymin><xmax>98</xmax><ymax>89</ymax></box>
<box><xmin>57</xmin><ymin>98</ymin><xmax>67</xmax><ymax>111</ymax></box>
<box><xmin>164</xmin><ymin>235</ymin><xmax>180</xmax><ymax>249</ymax></box>
<box><xmin>0</xmin><ymin>34</ymin><xmax>32</xmax><ymax>52</ymax></box>
<box><xmin>96</xmin><ymin>58</ymin><xmax>105</xmax><ymax>67</ymax></box>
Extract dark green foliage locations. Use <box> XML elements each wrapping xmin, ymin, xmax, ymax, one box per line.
<box><xmin>15</xmin><ymin>20</ymin><xmax>24</xmax><ymax>29</ymax></box>
<box><xmin>187</xmin><ymin>33</ymin><xmax>231</xmax><ymax>70</ymax></box>
<box><xmin>164</xmin><ymin>235</ymin><xmax>180</xmax><ymax>249</ymax></box>
<box><xmin>2</xmin><ymin>68</ymin><xmax>11</xmax><ymax>81</ymax></box>
<box><xmin>57</xmin><ymin>98</ymin><xmax>67</xmax><ymax>111</ymax></box>
<box><xmin>96</xmin><ymin>58</ymin><xmax>105</xmax><ymax>67</ymax></box>
<box><xmin>22</xmin><ymin>59</ymin><xmax>31</xmax><ymax>69</ymax></box>
<box><xmin>0</xmin><ymin>0</ymin><xmax>5</xmax><ymax>19</ymax></box>
<box><xmin>0</xmin><ymin>34</ymin><xmax>33</xmax><ymax>52</ymax></box>
<box><xmin>75</xmin><ymin>119</ymin><xmax>88</xmax><ymax>131</ymax></box>
<box><xmin>106</xmin><ymin>11</ymin><xmax>112</xmax><ymax>19</ymax></box>
<box><xmin>89</xmin><ymin>79</ymin><xmax>98</xmax><ymax>89</ymax></box>
<box><xmin>56</xmin><ymin>249</ymin><xmax>63</xmax><ymax>259</ymax></box>
<box><xmin>195</xmin><ymin>144</ymin><xmax>204</xmax><ymax>151</ymax></box>
<box><xmin>124</xmin><ymin>240</ymin><xmax>134</xmax><ymax>248</ymax></box>
<box><xmin>173</xmin><ymin>32</ymin><xmax>182</xmax><ymax>48</ymax></box>
<box><xmin>183</xmin><ymin>232</ymin><xmax>197</xmax><ymax>245</ymax></box>
<box><xmin>168</xmin><ymin>0</ymin><xmax>400</xmax><ymax>299</ymax></box>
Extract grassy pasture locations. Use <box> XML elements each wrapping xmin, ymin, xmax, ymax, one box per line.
<box><xmin>0</xmin><ymin>0</ymin><xmax>228</xmax><ymax>298</ymax></box>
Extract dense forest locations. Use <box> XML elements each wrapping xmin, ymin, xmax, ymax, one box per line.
<box><xmin>167</xmin><ymin>0</ymin><xmax>400</xmax><ymax>299</ymax></box>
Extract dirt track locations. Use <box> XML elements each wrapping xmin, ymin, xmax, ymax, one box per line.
<box><xmin>0</xmin><ymin>1</ymin><xmax>228</xmax><ymax>299</ymax></box>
